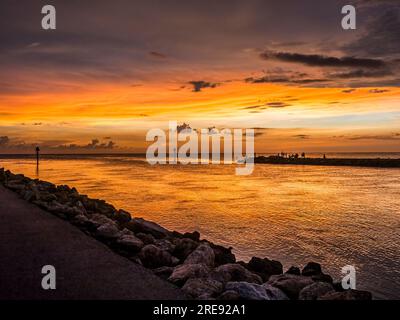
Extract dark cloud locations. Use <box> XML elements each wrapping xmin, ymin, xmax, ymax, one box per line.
<box><xmin>245</xmin><ymin>75</ymin><xmax>329</xmax><ymax>86</ymax></box>
<box><xmin>188</xmin><ymin>81</ymin><xmax>219</xmax><ymax>92</ymax></box>
<box><xmin>293</xmin><ymin>134</ymin><xmax>310</xmax><ymax>140</ymax></box>
<box><xmin>149</xmin><ymin>51</ymin><xmax>167</xmax><ymax>59</ymax></box>
<box><xmin>369</xmin><ymin>89</ymin><xmax>390</xmax><ymax>94</ymax></box>
<box><xmin>348</xmin><ymin>134</ymin><xmax>400</xmax><ymax>141</ymax></box>
<box><xmin>266</xmin><ymin>102</ymin><xmax>291</xmax><ymax>108</ymax></box>
<box><xmin>342</xmin><ymin>89</ymin><xmax>356</xmax><ymax>93</ymax></box>
<box><xmin>260</xmin><ymin>51</ymin><xmax>386</xmax><ymax>69</ymax></box>
<box><xmin>343</xmin><ymin>9</ymin><xmax>400</xmax><ymax>57</ymax></box>
<box><xmin>328</xmin><ymin>69</ymin><xmax>392</xmax><ymax>79</ymax></box>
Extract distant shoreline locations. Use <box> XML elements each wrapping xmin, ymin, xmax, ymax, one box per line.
<box><xmin>254</xmin><ymin>156</ymin><xmax>400</xmax><ymax>168</ymax></box>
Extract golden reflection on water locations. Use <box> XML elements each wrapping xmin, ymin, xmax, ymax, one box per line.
<box><xmin>1</xmin><ymin>156</ymin><xmax>399</xmax><ymax>299</ymax></box>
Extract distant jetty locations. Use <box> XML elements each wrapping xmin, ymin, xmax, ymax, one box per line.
<box><xmin>254</xmin><ymin>156</ymin><xmax>400</xmax><ymax>168</ymax></box>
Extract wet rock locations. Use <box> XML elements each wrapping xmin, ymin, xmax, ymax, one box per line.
<box><xmin>173</xmin><ymin>238</ymin><xmax>199</xmax><ymax>260</ymax></box>
<box><xmin>301</xmin><ymin>262</ymin><xmax>322</xmax><ymax>276</ymax></box>
<box><xmin>217</xmin><ymin>290</ymin><xmax>241</xmax><ymax>300</ymax></box>
<box><xmin>89</xmin><ymin>214</ymin><xmax>115</xmax><ymax>228</ymax></box>
<box><xmin>153</xmin><ymin>266</ymin><xmax>174</xmax><ymax>279</ymax></box>
<box><xmin>286</xmin><ymin>266</ymin><xmax>301</xmax><ymax>275</ymax></box>
<box><xmin>168</xmin><ymin>263</ymin><xmax>210</xmax><ymax>286</ymax></box>
<box><xmin>311</xmin><ymin>273</ymin><xmax>333</xmax><ymax>283</ymax></box>
<box><xmin>114</xmin><ymin>209</ymin><xmax>131</xmax><ymax>224</ymax></box>
<box><xmin>155</xmin><ymin>239</ymin><xmax>175</xmax><ymax>253</ymax></box>
<box><xmin>225</xmin><ymin>282</ymin><xmax>269</xmax><ymax>300</ymax></box>
<box><xmin>245</xmin><ymin>257</ymin><xmax>283</xmax><ymax>281</ymax></box>
<box><xmin>210</xmin><ymin>243</ymin><xmax>236</xmax><ymax>266</ymax></box>
<box><xmin>116</xmin><ymin>234</ymin><xmax>144</xmax><ymax>252</ymax></box>
<box><xmin>267</xmin><ymin>274</ymin><xmax>314</xmax><ymax>299</ymax></box>
<box><xmin>299</xmin><ymin>282</ymin><xmax>334</xmax><ymax>300</ymax></box>
<box><xmin>139</xmin><ymin>244</ymin><xmax>178</xmax><ymax>269</ymax></box>
<box><xmin>95</xmin><ymin>222</ymin><xmax>121</xmax><ymax>240</ymax></box>
<box><xmin>182</xmin><ymin>278</ymin><xmax>223</xmax><ymax>299</ymax></box>
<box><xmin>23</xmin><ymin>190</ymin><xmax>36</xmax><ymax>202</ymax></box>
<box><xmin>183</xmin><ymin>231</ymin><xmax>200</xmax><ymax>242</ymax></box>
<box><xmin>184</xmin><ymin>243</ymin><xmax>215</xmax><ymax>267</ymax></box>
<box><xmin>127</xmin><ymin>218</ymin><xmax>170</xmax><ymax>239</ymax></box>
<box><xmin>318</xmin><ymin>289</ymin><xmax>372</xmax><ymax>300</ymax></box>
<box><xmin>74</xmin><ymin>201</ymin><xmax>87</xmax><ymax>216</ymax></box>
<box><xmin>262</xmin><ymin>284</ymin><xmax>290</xmax><ymax>300</ymax></box>
<box><xmin>212</xmin><ymin>263</ymin><xmax>263</xmax><ymax>284</ymax></box>
<box><xmin>71</xmin><ymin>214</ymin><xmax>90</xmax><ymax>228</ymax></box>
<box><xmin>136</xmin><ymin>232</ymin><xmax>155</xmax><ymax>245</ymax></box>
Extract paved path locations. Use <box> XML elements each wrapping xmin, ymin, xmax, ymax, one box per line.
<box><xmin>0</xmin><ymin>185</ymin><xmax>185</xmax><ymax>300</ymax></box>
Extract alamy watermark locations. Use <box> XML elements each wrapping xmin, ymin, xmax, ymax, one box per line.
<box><xmin>146</xmin><ymin>121</ymin><xmax>255</xmax><ymax>175</ymax></box>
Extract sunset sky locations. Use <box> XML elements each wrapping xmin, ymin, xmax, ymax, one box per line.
<box><xmin>0</xmin><ymin>0</ymin><xmax>399</xmax><ymax>153</ymax></box>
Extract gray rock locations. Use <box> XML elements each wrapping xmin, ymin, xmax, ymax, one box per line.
<box><xmin>139</xmin><ymin>244</ymin><xmax>177</xmax><ymax>269</ymax></box>
<box><xmin>245</xmin><ymin>256</ymin><xmax>283</xmax><ymax>281</ymax></box>
<box><xmin>299</xmin><ymin>282</ymin><xmax>334</xmax><ymax>300</ymax></box>
<box><xmin>136</xmin><ymin>232</ymin><xmax>155</xmax><ymax>244</ymax></box>
<box><xmin>212</xmin><ymin>263</ymin><xmax>263</xmax><ymax>284</ymax></box>
<box><xmin>262</xmin><ymin>284</ymin><xmax>290</xmax><ymax>300</ymax></box>
<box><xmin>155</xmin><ymin>239</ymin><xmax>175</xmax><ymax>253</ymax></box>
<box><xmin>173</xmin><ymin>238</ymin><xmax>199</xmax><ymax>260</ymax></box>
<box><xmin>217</xmin><ymin>290</ymin><xmax>241</xmax><ymax>300</ymax></box>
<box><xmin>153</xmin><ymin>266</ymin><xmax>174</xmax><ymax>279</ymax></box>
<box><xmin>267</xmin><ymin>273</ymin><xmax>314</xmax><ymax>299</ymax></box>
<box><xmin>285</xmin><ymin>266</ymin><xmax>301</xmax><ymax>275</ymax></box>
<box><xmin>127</xmin><ymin>218</ymin><xmax>170</xmax><ymax>239</ymax></box>
<box><xmin>89</xmin><ymin>214</ymin><xmax>115</xmax><ymax>228</ymax></box>
<box><xmin>168</xmin><ymin>263</ymin><xmax>210</xmax><ymax>286</ymax></box>
<box><xmin>225</xmin><ymin>282</ymin><xmax>269</xmax><ymax>300</ymax></box>
<box><xmin>114</xmin><ymin>209</ymin><xmax>131</xmax><ymax>224</ymax></box>
<box><xmin>302</xmin><ymin>262</ymin><xmax>322</xmax><ymax>276</ymax></box>
<box><xmin>182</xmin><ymin>278</ymin><xmax>223</xmax><ymax>299</ymax></box>
<box><xmin>96</xmin><ymin>222</ymin><xmax>121</xmax><ymax>240</ymax></box>
<box><xmin>318</xmin><ymin>289</ymin><xmax>372</xmax><ymax>300</ymax></box>
<box><xmin>184</xmin><ymin>243</ymin><xmax>215</xmax><ymax>267</ymax></box>
<box><xmin>116</xmin><ymin>234</ymin><xmax>144</xmax><ymax>252</ymax></box>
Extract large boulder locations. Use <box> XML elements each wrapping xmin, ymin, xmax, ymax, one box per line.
<box><xmin>267</xmin><ymin>273</ymin><xmax>314</xmax><ymax>299</ymax></box>
<box><xmin>301</xmin><ymin>262</ymin><xmax>322</xmax><ymax>276</ymax></box>
<box><xmin>127</xmin><ymin>218</ymin><xmax>170</xmax><ymax>239</ymax></box>
<box><xmin>182</xmin><ymin>278</ymin><xmax>223</xmax><ymax>299</ymax></box>
<box><xmin>225</xmin><ymin>282</ymin><xmax>269</xmax><ymax>300</ymax></box>
<box><xmin>212</xmin><ymin>263</ymin><xmax>262</xmax><ymax>284</ymax></box>
<box><xmin>139</xmin><ymin>244</ymin><xmax>178</xmax><ymax>269</ymax></box>
<box><xmin>173</xmin><ymin>238</ymin><xmax>199</xmax><ymax>260</ymax></box>
<box><xmin>153</xmin><ymin>266</ymin><xmax>175</xmax><ymax>279</ymax></box>
<box><xmin>245</xmin><ymin>257</ymin><xmax>283</xmax><ymax>281</ymax></box>
<box><xmin>183</xmin><ymin>231</ymin><xmax>200</xmax><ymax>242</ymax></box>
<box><xmin>285</xmin><ymin>266</ymin><xmax>301</xmax><ymax>275</ymax></box>
<box><xmin>262</xmin><ymin>284</ymin><xmax>290</xmax><ymax>300</ymax></box>
<box><xmin>299</xmin><ymin>282</ymin><xmax>334</xmax><ymax>300</ymax></box>
<box><xmin>318</xmin><ymin>289</ymin><xmax>372</xmax><ymax>300</ymax></box>
<box><xmin>95</xmin><ymin>222</ymin><xmax>121</xmax><ymax>240</ymax></box>
<box><xmin>114</xmin><ymin>209</ymin><xmax>131</xmax><ymax>224</ymax></box>
<box><xmin>184</xmin><ymin>243</ymin><xmax>215</xmax><ymax>267</ymax></box>
<box><xmin>210</xmin><ymin>243</ymin><xmax>236</xmax><ymax>266</ymax></box>
<box><xmin>217</xmin><ymin>290</ymin><xmax>241</xmax><ymax>300</ymax></box>
<box><xmin>116</xmin><ymin>234</ymin><xmax>144</xmax><ymax>252</ymax></box>
<box><xmin>168</xmin><ymin>264</ymin><xmax>210</xmax><ymax>286</ymax></box>
<box><xmin>301</xmin><ymin>262</ymin><xmax>332</xmax><ymax>283</ymax></box>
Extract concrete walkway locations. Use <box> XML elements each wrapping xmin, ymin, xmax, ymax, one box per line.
<box><xmin>0</xmin><ymin>185</ymin><xmax>185</xmax><ymax>300</ymax></box>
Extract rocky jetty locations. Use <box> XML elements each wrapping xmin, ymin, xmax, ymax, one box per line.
<box><xmin>255</xmin><ymin>155</ymin><xmax>400</xmax><ymax>168</ymax></box>
<box><xmin>0</xmin><ymin>167</ymin><xmax>373</xmax><ymax>300</ymax></box>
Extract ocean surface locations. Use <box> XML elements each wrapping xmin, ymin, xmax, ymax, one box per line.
<box><xmin>1</xmin><ymin>153</ymin><xmax>399</xmax><ymax>299</ymax></box>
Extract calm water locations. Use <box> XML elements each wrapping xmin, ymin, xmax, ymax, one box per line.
<box><xmin>1</xmin><ymin>155</ymin><xmax>399</xmax><ymax>299</ymax></box>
